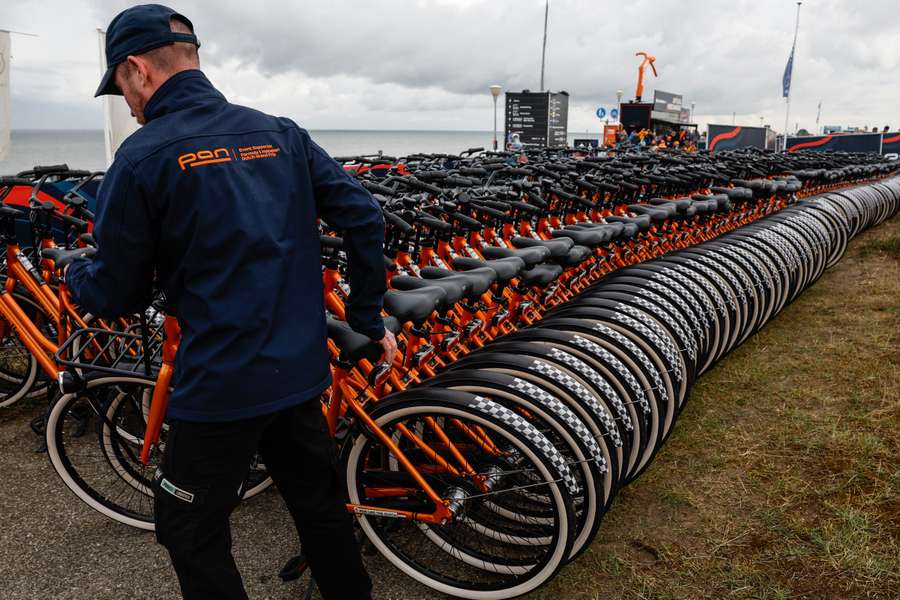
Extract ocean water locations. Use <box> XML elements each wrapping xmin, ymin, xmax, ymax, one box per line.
<box><xmin>0</xmin><ymin>129</ymin><xmax>599</xmax><ymax>175</ymax></box>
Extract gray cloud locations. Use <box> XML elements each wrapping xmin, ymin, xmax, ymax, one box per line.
<box><xmin>3</xmin><ymin>0</ymin><xmax>898</xmax><ymax>132</ymax></box>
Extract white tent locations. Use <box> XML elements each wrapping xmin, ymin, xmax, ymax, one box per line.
<box><xmin>0</xmin><ymin>31</ymin><xmax>11</xmax><ymax>161</ymax></box>
<box><xmin>97</xmin><ymin>28</ymin><xmax>139</xmax><ymax>165</ymax></box>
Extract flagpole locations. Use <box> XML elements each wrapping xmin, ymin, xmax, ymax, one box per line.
<box><xmin>783</xmin><ymin>2</ymin><xmax>801</xmax><ymax>150</ymax></box>
<box><xmin>539</xmin><ymin>0</ymin><xmax>549</xmax><ymax>91</ymax></box>
<box><xmin>815</xmin><ymin>100</ymin><xmax>821</xmax><ymax>134</ymax></box>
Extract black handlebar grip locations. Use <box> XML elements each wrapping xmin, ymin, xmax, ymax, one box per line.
<box><xmin>415</xmin><ymin>214</ymin><xmax>452</xmax><ymax>231</ymax></box>
<box><xmin>384</xmin><ymin>211</ymin><xmax>413</xmax><ymax>234</ymax></box>
<box><xmin>504</xmin><ymin>167</ymin><xmax>532</xmax><ymax>176</ymax></box>
<box><xmin>548</xmin><ymin>187</ymin><xmax>576</xmax><ymax>201</ymax></box>
<box><xmin>320</xmin><ymin>235</ymin><xmax>344</xmax><ymax>249</ymax></box>
<box><xmin>0</xmin><ymin>177</ymin><xmax>35</xmax><ymax>186</ymax></box>
<box><xmin>405</xmin><ymin>177</ymin><xmax>443</xmax><ymax>195</ymax></box>
<box><xmin>474</xmin><ymin>198</ymin><xmax>510</xmax><ymax>211</ymax></box>
<box><xmin>595</xmin><ymin>181</ymin><xmax>620</xmax><ymax>193</ymax></box>
<box><xmin>525</xmin><ymin>191</ymin><xmax>547</xmax><ymax>209</ymax></box>
<box><xmin>470</xmin><ymin>203</ymin><xmax>509</xmax><ymax>221</ymax></box>
<box><xmin>361</xmin><ymin>181</ymin><xmax>396</xmax><ymax>196</ymax></box>
<box><xmin>444</xmin><ymin>175</ymin><xmax>476</xmax><ymax>187</ymax></box>
<box><xmin>413</xmin><ymin>170</ymin><xmax>449</xmax><ymax>180</ymax></box>
<box><xmin>507</xmin><ymin>200</ymin><xmax>541</xmax><ymax>215</ymax></box>
<box><xmin>29</xmin><ymin>164</ymin><xmax>70</xmax><ymax>175</ymax></box>
<box><xmin>53</xmin><ymin>212</ymin><xmax>89</xmax><ymax>232</ymax></box>
<box><xmin>450</xmin><ymin>212</ymin><xmax>483</xmax><ymax>230</ymax></box>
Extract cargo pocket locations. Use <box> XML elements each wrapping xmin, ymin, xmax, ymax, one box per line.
<box><xmin>153</xmin><ymin>469</ymin><xmax>209</xmax><ymax>551</ymax></box>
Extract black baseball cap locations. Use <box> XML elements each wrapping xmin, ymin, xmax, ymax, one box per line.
<box><xmin>95</xmin><ymin>4</ymin><xmax>200</xmax><ymax>97</ymax></box>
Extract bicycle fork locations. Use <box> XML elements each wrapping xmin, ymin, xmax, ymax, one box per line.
<box><xmin>140</xmin><ymin>316</ymin><xmax>180</xmax><ymax>465</ymax></box>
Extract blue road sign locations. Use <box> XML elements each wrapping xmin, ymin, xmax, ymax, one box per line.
<box><xmin>596</xmin><ymin>107</ymin><xmax>606</xmax><ymax>119</ymax></box>
<box><xmin>610</xmin><ymin>108</ymin><xmax>619</xmax><ymax>120</ymax></box>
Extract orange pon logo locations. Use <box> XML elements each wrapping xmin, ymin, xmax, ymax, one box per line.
<box><xmin>178</xmin><ymin>148</ymin><xmax>232</xmax><ymax>170</ymax></box>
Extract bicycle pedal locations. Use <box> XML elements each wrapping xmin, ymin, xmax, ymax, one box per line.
<box><xmin>278</xmin><ymin>553</ymin><xmax>309</xmax><ymax>582</ymax></box>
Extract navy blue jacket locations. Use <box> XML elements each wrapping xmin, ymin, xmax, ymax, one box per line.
<box><xmin>67</xmin><ymin>70</ymin><xmax>386</xmax><ymax>422</ymax></box>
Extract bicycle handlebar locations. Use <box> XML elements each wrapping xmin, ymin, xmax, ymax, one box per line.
<box><xmin>384</xmin><ymin>211</ymin><xmax>413</xmax><ymax>234</ymax></box>
<box><xmin>361</xmin><ymin>180</ymin><xmax>396</xmax><ymax>196</ymax></box>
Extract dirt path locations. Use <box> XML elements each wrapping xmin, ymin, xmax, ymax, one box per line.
<box><xmin>1</xmin><ymin>214</ymin><xmax>897</xmax><ymax>600</ymax></box>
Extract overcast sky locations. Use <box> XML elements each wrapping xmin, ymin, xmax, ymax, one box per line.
<box><xmin>1</xmin><ymin>0</ymin><xmax>897</xmax><ymax>133</ymax></box>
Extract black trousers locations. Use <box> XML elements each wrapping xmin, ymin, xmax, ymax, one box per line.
<box><xmin>153</xmin><ymin>400</ymin><xmax>372</xmax><ymax>600</ymax></box>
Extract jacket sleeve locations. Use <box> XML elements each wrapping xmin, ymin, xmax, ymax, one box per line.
<box><xmin>304</xmin><ymin>134</ymin><xmax>386</xmax><ymax>340</ymax></box>
<box><xmin>66</xmin><ymin>157</ymin><xmax>157</xmax><ymax>317</ymax></box>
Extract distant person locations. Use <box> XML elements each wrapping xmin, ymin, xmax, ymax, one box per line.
<box><xmin>508</xmin><ymin>132</ymin><xmax>524</xmax><ymax>151</ymax></box>
<box><xmin>873</xmin><ymin>126</ymin><xmax>880</xmax><ymax>132</ymax></box>
<box><xmin>884</xmin><ymin>125</ymin><xmax>890</xmax><ymax>132</ymax></box>
<box><xmin>71</xmin><ymin>5</ymin><xmax>392</xmax><ymax>599</ymax></box>
<box><xmin>628</xmin><ymin>129</ymin><xmax>640</xmax><ymax>144</ymax></box>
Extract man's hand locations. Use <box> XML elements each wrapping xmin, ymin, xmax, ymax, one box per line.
<box><xmin>375</xmin><ymin>330</ymin><xmax>398</xmax><ymax>365</ymax></box>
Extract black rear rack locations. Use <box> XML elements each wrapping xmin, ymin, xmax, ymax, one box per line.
<box><xmin>55</xmin><ymin>316</ymin><xmax>165</xmax><ymax>380</ymax></box>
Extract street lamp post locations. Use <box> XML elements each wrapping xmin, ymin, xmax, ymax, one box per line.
<box><xmin>691</xmin><ymin>101</ymin><xmax>695</xmax><ymax>123</ymax></box>
<box><xmin>490</xmin><ymin>85</ymin><xmax>502</xmax><ymax>151</ymax></box>
<box><xmin>616</xmin><ymin>89</ymin><xmax>623</xmax><ymax>119</ymax></box>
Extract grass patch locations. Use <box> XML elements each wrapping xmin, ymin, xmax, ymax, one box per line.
<box><xmin>856</xmin><ymin>233</ymin><xmax>900</xmax><ymax>260</ymax></box>
<box><xmin>529</xmin><ymin>214</ymin><xmax>900</xmax><ymax>600</ymax></box>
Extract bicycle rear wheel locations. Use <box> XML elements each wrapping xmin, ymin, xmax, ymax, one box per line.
<box><xmin>45</xmin><ymin>376</ymin><xmax>272</xmax><ymax>530</ymax></box>
<box><xmin>45</xmin><ymin>377</ymin><xmax>158</xmax><ymax>529</ymax></box>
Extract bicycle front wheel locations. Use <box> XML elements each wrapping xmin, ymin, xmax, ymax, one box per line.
<box><xmin>342</xmin><ymin>388</ymin><xmax>576</xmax><ymax>599</ymax></box>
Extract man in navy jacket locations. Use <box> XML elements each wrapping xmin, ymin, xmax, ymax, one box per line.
<box><xmin>67</xmin><ymin>5</ymin><xmax>394</xmax><ymax>599</ymax></box>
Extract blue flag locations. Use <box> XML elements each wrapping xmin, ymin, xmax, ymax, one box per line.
<box><xmin>783</xmin><ymin>46</ymin><xmax>794</xmax><ymax>98</ymax></box>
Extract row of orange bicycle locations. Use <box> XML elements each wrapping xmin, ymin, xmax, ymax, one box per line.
<box><xmin>1</xmin><ymin>147</ymin><xmax>897</xmax><ymax>598</ymax></box>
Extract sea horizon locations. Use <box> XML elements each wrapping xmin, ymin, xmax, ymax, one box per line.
<box><xmin>0</xmin><ymin>128</ymin><xmax>602</xmax><ymax>175</ymax></box>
